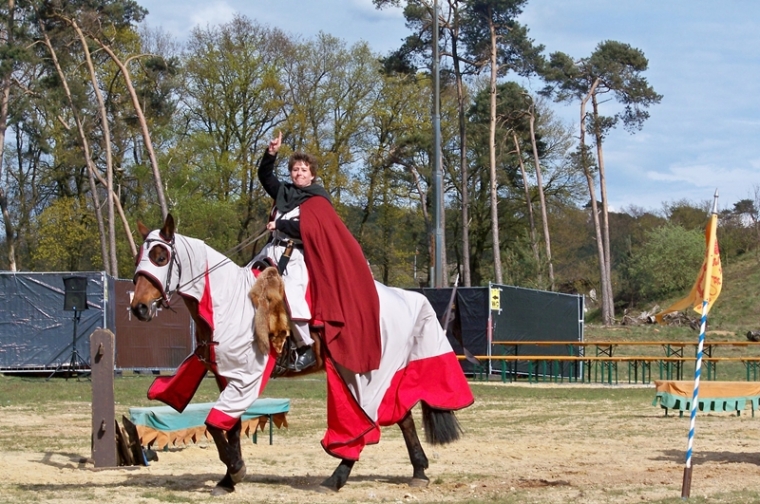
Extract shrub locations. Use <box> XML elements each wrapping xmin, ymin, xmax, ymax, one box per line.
<box><xmin>622</xmin><ymin>223</ymin><xmax>704</xmax><ymax>302</ymax></box>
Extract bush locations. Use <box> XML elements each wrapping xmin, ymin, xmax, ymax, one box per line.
<box><xmin>622</xmin><ymin>223</ymin><xmax>704</xmax><ymax>303</ymax></box>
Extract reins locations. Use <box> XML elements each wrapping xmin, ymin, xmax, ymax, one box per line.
<box><xmin>156</xmin><ymin>228</ymin><xmax>269</xmax><ymax>310</ymax></box>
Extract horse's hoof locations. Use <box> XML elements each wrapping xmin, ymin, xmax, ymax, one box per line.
<box><xmin>211</xmin><ymin>485</ymin><xmax>235</xmax><ymax>496</ymax></box>
<box><xmin>409</xmin><ymin>477</ymin><xmax>430</xmax><ymax>488</ymax></box>
<box><xmin>231</xmin><ymin>463</ymin><xmax>247</xmax><ymax>484</ymax></box>
<box><xmin>315</xmin><ymin>484</ymin><xmax>339</xmax><ymax>493</ymax></box>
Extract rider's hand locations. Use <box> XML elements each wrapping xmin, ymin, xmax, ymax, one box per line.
<box><xmin>267</xmin><ymin>131</ymin><xmax>282</xmax><ymax>155</ymax></box>
<box><xmin>266</xmin><ymin>221</ymin><xmax>276</xmax><ymax>231</ymax></box>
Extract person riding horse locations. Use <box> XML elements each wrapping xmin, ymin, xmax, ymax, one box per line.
<box><xmin>131</xmin><ymin>215</ymin><xmax>474</xmax><ymax>494</ymax></box>
<box><xmin>252</xmin><ymin>131</ymin><xmax>381</xmax><ymax>375</ymax></box>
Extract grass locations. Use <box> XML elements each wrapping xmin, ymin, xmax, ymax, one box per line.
<box><xmin>4</xmin><ymin>371</ymin><xmax>760</xmax><ymax>503</ymax></box>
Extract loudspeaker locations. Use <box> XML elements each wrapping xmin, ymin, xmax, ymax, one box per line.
<box><xmin>63</xmin><ymin>276</ymin><xmax>88</xmax><ymax>311</ymax></box>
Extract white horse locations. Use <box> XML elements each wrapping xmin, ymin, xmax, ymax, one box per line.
<box><xmin>130</xmin><ymin>214</ymin><xmax>473</xmax><ymax>495</ymax></box>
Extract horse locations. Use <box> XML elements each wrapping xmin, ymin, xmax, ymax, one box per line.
<box><xmin>130</xmin><ymin>213</ymin><xmax>474</xmax><ymax>496</ymax></box>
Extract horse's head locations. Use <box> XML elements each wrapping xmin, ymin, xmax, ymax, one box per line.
<box><xmin>131</xmin><ymin>213</ymin><xmax>180</xmax><ymax>322</ymax></box>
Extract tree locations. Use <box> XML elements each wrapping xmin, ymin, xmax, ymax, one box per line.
<box><xmin>460</xmin><ymin>0</ymin><xmax>543</xmax><ymax>284</ymax></box>
<box><xmin>374</xmin><ymin>0</ymin><xmax>480</xmax><ymax>286</ymax></box>
<box><xmin>543</xmin><ymin>40</ymin><xmax>661</xmax><ymax>324</ymax></box>
<box><xmin>277</xmin><ymin>34</ymin><xmax>386</xmax><ymax>246</ymax></box>
<box><xmin>180</xmin><ymin>15</ymin><xmax>284</xmax><ymax>261</ymax></box>
<box><xmin>30</xmin><ymin>197</ymin><xmax>102</xmax><ymax>271</ymax></box>
<box><xmin>356</xmin><ymin>70</ymin><xmax>432</xmax><ymax>286</ymax></box>
<box><xmin>524</xmin><ymin>92</ymin><xmax>554</xmax><ymax>290</ymax></box>
<box><xmin>35</xmin><ymin>0</ymin><xmax>150</xmax><ymax>275</ymax></box>
<box><xmin>0</xmin><ymin>0</ymin><xmax>35</xmax><ymax>271</ymax></box>
<box><xmin>37</xmin><ymin>25</ymin><xmax>110</xmax><ymax>272</ymax></box>
<box><xmin>467</xmin><ymin>81</ymin><xmax>536</xmax><ymax>285</ymax></box>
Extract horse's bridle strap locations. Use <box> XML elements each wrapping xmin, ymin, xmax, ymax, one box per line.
<box><xmin>142</xmin><ymin>236</ymin><xmax>182</xmax><ymax>308</ymax></box>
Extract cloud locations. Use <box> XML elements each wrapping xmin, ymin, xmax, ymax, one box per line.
<box><xmin>348</xmin><ymin>0</ymin><xmax>404</xmax><ymax>20</ymax></box>
<box><xmin>189</xmin><ymin>1</ymin><xmax>236</xmax><ymax>30</ymax></box>
<box><xmin>647</xmin><ymin>163</ymin><xmax>751</xmax><ymax>185</ymax></box>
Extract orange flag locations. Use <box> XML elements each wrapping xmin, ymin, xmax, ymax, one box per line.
<box><xmin>655</xmin><ymin>214</ymin><xmax>722</xmax><ymax>323</ymax></box>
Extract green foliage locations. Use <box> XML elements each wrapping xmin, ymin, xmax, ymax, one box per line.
<box><xmin>171</xmin><ymin>198</ymin><xmax>247</xmax><ymax>261</ymax></box>
<box><xmin>30</xmin><ymin>197</ymin><xmax>103</xmax><ymax>271</ymax></box>
<box><xmin>662</xmin><ymin>199</ymin><xmax>708</xmax><ymax>231</ymax></box>
<box><xmin>4</xmin><ymin>0</ymin><xmax>756</xmax><ymax>317</ymax></box>
<box><xmin>622</xmin><ymin>223</ymin><xmax>704</xmax><ymax>303</ymax></box>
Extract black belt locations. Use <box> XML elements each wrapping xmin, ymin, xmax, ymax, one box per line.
<box><xmin>273</xmin><ymin>239</ymin><xmax>303</xmax><ymax>249</ymax></box>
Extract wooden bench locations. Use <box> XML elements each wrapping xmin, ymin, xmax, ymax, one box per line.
<box><xmin>459</xmin><ymin>355</ymin><xmax>760</xmax><ymax>384</ymax></box>
<box><xmin>129</xmin><ymin>398</ymin><xmax>290</xmax><ymax>448</ymax></box>
<box><xmin>652</xmin><ymin>380</ymin><xmax>760</xmax><ymax>417</ymax></box>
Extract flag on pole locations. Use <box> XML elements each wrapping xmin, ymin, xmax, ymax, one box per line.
<box><xmin>654</xmin><ymin>214</ymin><xmax>722</xmax><ymax>324</ymax></box>
<box><xmin>677</xmin><ymin>190</ymin><xmax>721</xmax><ymax>498</ymax></box>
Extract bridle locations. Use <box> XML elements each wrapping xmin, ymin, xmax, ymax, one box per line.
<box><xmin>134</xmin><ymin>227</ymin><xmax>270</xmax><ymax>311</ymax></box>
<box><xmin>134</xmin><ymin>233</ymin><xmax>182</xmax><ymax>310</ymax></box>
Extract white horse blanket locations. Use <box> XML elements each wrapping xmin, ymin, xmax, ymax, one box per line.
<box><xmin>141</xmin><ymin>232</ymin><xmax>473</xmax><ymax>459</ymax></box>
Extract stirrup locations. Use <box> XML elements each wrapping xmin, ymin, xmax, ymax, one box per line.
<box><xmin>288</xmin><ymin>346</ymin><xmax>316</xmax><ymax>372</ymax></box>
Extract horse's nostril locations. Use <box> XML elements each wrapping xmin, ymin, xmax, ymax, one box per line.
<box><xmin>132</xmin><ymin>303</ymin><xmax>150</xmax><ymax>320</ymax></box>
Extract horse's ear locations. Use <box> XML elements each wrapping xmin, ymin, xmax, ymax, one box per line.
<box><xmin>161</xmin><ymin>213</ymin><xmax>175</xmax><ymax>240</ymax></box>
<box><xmin>137</xmin><ymin>221</ymin><xmax>150</xmax><ymax>240</ymax></box>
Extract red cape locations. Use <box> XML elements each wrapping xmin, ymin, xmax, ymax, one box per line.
<box><xmin>300</xmin><ymin>196</ymin><xmax>381</xmax><ymax>374</ymax></box>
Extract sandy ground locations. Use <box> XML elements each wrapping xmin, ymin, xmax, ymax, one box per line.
<box><xmin>3</xmin><ymin>383</ymin><xmax>760</xmax><ymax>503</ymax></box>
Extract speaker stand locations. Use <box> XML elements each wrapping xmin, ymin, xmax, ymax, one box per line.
<box><xmin>47</xmin><ymin>308</ymin><xmax>90</xmax><ymax>381</ymax></box>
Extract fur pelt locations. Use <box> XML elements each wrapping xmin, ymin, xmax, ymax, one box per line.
<box><xmin>248</xmin><ymin>266</ymin><xmax>290</xmax><ymax>354</ymax></box>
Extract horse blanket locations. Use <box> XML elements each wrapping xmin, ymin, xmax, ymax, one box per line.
<box><xmin>322</xmin><ymin>281</ymin><xmax>474</xmax><ymax>460</ymax></box>
<box><xmin>140</xmin><ymin>231</ymin><xmax>473</xmax><ymax>460</ymax></box>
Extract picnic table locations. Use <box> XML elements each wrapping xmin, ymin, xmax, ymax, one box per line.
<box><xmin>652</xmin><ymin>380</ymin><xmax>760</xmax><ymax>417</ymax></box>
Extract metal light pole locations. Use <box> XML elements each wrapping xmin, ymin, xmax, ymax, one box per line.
<box><xmin>432</xmin><ymin>0</ymin><xmax>443</xmax><ymax>288</ymax></box>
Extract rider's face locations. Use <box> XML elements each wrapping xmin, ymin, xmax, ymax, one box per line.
<box><xmin>290</xmin><ymin>161</ymin><xmax>314</xmax><ymax>188</ymax></box>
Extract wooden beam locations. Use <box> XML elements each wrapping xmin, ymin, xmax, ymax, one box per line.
<box><xmin>91</xmin><ymin>329</ymin><xmax>116</xmax><ymax>468</ymax></box>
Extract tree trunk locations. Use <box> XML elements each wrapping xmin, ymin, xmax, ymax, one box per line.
<box><xmin>93</xmin><ymin>40</ymin><xmax>169</xmax><ymax>221</ymax></box>
<box><xmin>0</xmin><ymin>0</ymin><xmax>16</xmax><ymax>271</ymax></box>
<box><xmin>488</xmin><ymin>16</ymin><xmax>503</xmax><ymax>284</ymax></box>
<box><xmin>528</xmin><ymin>103</ymin><xmax>554</xmax><ymax>291</ymax></box>
<box><xmin>449</xmin><ymin>9</ymin><xmax>471</xmax><ymax>287</ymax></box>
<box><xmin>592</xmin><ymin>94</ymin><xmax>614</xmax><ymax>320</ymax></box>
<box><xmin>0</xmin><ymin>81</ymin><xmax>15</xmax><ymax>272</ymax></box>
<box><xmin>581</xmin><ymin>79</ymin><xmax>612</xmax><ymax>324</ymax></box>
<box><xmin>69</xmin><ymin>19</ymin><xmax>118</xmax><ymax>277</ymax></box>
<box><xmin>403</xmin><ymin>161</ymin><xmax>432</xmax><ymax>283</ymax></box>
<box><xmin>512</xmin><ymin>132</ymin><xmax>540</xmax><ymax>271</ymax></box>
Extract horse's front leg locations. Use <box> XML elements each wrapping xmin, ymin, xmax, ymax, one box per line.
<box><xmin>207</xmin><ymin>420</ymin><xmax>246</xmax><ymax>496</ymax></box>
<box><xmin>319</xmin><ymin>459</ymin><xmax>355</xmax><ymax>492</ymax></box>
<box><xmin>398</xmin><ymin>410</ymin><xmax>430</xmax><ymax>487</ymax></box>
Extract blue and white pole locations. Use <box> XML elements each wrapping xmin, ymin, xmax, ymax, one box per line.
<box><xmin>681</xmin><ymin>190</ymin><xmax>719</xmax><ymax>499</ymax></box>
<box><xmin>681</xmin><ymin>299</ymin><xmax>709</xmax><ymax>498</ymax></box>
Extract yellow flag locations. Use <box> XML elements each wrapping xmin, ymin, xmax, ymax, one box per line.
<box><xmin>655</xmin><ymin>214</ymin><xmax>722</xmax><ymax>323</ymax></box>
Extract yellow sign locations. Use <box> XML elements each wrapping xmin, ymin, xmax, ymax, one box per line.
<box><xmin>490</xmin><ymin>288</ymin><xmax>500</xmax><ymax>310</ymax></box>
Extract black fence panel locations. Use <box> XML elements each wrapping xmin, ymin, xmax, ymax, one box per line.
<box><xmin>0</xmin><ymin>272</ymin><xmax>110</xmax><ymax>372</ymax></box>
<box><xmin>413</xmin><ymin>284</ymin><xmax>584</xmax><ymax>379</ymax></box>
<box><xmin>491</xmin><ymin>284</ymin><xmax>584</xmax><ymax>379</ymax></box>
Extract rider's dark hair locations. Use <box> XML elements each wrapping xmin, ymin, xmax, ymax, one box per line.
<box><xmin>288</xmin><ymin>152</ymin><xmax>317</xmax><ymax>177</ymax></box>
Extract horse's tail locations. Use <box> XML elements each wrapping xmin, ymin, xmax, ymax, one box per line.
<box><xmin>421</xmin><ymin>402</ymin><xmax>463</xmax><ymax>445</ymax></box>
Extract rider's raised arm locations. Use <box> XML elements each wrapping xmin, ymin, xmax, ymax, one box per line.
<box><xmin>258</xmin><ymin>133</ymin><xmax>282</xmax><ymax>199</ymax></box>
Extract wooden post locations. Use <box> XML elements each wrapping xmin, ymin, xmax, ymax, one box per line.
<box><xmin>90</xmin><ymin>329</ymin><xmax>116</xmax><ymax>467</ymax></box>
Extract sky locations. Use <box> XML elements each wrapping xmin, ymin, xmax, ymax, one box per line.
<box><xmin>135</xmin><ymin>0</ymin><xmax>760</xmax><ymax>214</ymax></box>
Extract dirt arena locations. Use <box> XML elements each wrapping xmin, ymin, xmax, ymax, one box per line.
<box><xmin>2</xmin><ymin>381</ymin><xmax>760</xmax><ymax>503</ymax></box>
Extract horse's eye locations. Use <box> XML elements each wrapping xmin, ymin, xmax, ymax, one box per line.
<box><xmin>149</xmin><ymin>244</ymin><xmax>171</xmax><ymax>267</ymax></box>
